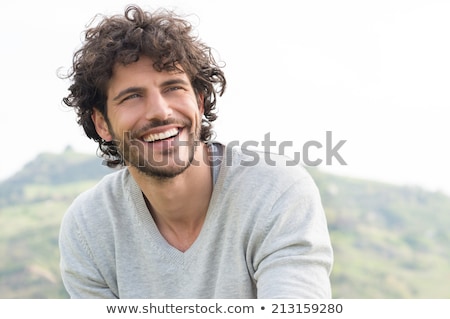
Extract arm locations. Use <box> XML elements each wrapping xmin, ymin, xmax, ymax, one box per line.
<box><xmin>59</xmin><ymin>208</ymin><xmax>118</xmax><ymax>299</ymax></box>
<box><xmin>252</xmin><ymin>174</ymin><xmax>333</xmax><ymax>298</ymax></box>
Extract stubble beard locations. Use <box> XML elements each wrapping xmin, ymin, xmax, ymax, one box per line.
<box><xmin>115</xmin><ymin>123</ymin><xmax>200</xmax><ymax>180</ymax></box>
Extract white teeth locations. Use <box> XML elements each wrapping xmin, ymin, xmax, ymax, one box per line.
<box><xmin>143</xmin><ymin>128</ymin><xmax>179</xmax><ymax>142</ymax></box>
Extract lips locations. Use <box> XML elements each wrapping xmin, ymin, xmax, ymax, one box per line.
<box><xmin>142</xmin><ymin>127</ymin><xmax>180</xmax><ymax>143</ymax></box>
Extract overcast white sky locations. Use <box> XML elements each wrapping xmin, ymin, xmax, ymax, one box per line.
<box><xmin>1</xmin><ymin>0</ymin><xmax>449</xmax><ymax>195</ymax></box>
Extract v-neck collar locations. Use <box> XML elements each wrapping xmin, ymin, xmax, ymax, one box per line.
<box><xmin>125</xmin><ymin>142</ymin><xmax>226</xmax><ymax>264</ymax></box>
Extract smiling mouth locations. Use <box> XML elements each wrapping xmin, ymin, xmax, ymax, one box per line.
<box><xmin>142</xmin><ymin>128</ymin><xmax>181</xmax><ymax>143</ymax></box>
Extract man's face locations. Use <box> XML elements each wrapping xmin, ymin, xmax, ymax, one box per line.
<box><xmin>93</xmin><ymin>56</ymin><xmax>204</xmax><ymax>179</ymax></box>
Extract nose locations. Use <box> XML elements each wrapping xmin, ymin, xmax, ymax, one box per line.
<box><xmin>144</xmin><ymin>91</ymin><xmax>172</xmax><ymax>120</ymax></box>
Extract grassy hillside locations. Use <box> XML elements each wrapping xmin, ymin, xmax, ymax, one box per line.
<box><xmin>1</xmin><ymin>149</ymin><xmax>449</xmax><ymax>298</ymax></box>
<box><xmin>309</xmin><ymin>167</ymin><xmax>450</xmax><ymax>298</ymax></box>
<box><xmin>0</xmin><ymin>147</ymin><xmax>111</xmax><ymax>298</ymax></box>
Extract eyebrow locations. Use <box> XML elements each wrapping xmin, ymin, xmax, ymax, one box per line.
<box><xmin>160</xmin><ymin>78</ymin><xmax>191</xmax><ymax>88</ymax></box>
<box><xmin>111</xmin><ymin>78</ymin><xmax>191</xmax><ymax>102</ymax></box>
<box><xmin>112</xmin><ymin>86</ymin><xmax>144</xmax><ymax>102</ymax></box>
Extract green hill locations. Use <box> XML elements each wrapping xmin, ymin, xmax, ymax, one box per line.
<box><xmin>1</xmin><ymin>148</ymin><xmax>449</xmax><ymax>298</ymax></box>
<box><xmin>0</xmin><ymin>147</ymin><xmax>111</xmax><ymax>298</ymax></box>
<box><xmin>0</xmin><ymin>146</ymin><xmax>111</xmax><ymax>208</ymax></box>
<box><xmin>308</xmin><ymin>168</ymin><xmax>450</xmax><ymax>298</ymax></box>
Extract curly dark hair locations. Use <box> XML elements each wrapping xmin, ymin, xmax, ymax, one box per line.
<box><xmin>61</xmin><ymin>5</ymin><xmax>226</xmax><ymax>166</ymax></box>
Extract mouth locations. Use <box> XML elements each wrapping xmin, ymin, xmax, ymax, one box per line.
<box><xmin>141</xmin><ymin>127</ymin><xmax>181</xmax><ymax>143</ymax></box>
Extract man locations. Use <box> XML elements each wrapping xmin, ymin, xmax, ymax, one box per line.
<box><xmin>59</xmin><ymin>4</ymin><xmax>333</xmax><ymax>298</ymax></box>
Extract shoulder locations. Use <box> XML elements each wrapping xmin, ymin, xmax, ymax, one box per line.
<box><xmin>221</xmin><ymin>144</ymin><xmax>317</xmax><ymax>195</ymax></box>
<box><xmin>71</xmin><ymin>168</ymin><xmax>129</xmax><ymax>205</ymax></box>
<box><xmin>61</xmin><ymin>168</ymin><xmax>131</xmax><ymax>231</ymax></box>
<box><xmin>211</xmin><ymin>144</ymin><xmax>322</xmax><ymax>227</ymax></box>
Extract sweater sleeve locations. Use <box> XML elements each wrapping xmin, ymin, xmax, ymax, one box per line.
<box><xmin>252</xmin><ymin>173</ymin><xmax>333</xmax><ymax>299</ymax></box>
<box><xmin>59</xmin><ymin>204</ymin><xmax>118</xmax><ymax>299</ymax></box>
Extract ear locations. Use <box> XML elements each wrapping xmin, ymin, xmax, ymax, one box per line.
<box><xmin>91</xmin><ymin>108</ymin><xmax>113</xmax><ymax>141</ymax></box>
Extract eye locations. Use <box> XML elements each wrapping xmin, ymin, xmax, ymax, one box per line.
<box><xmin>167</xmin><ymin>86</ymin><xmax>183</xmax><ymax>92</ymax></box>
<box><xmin>122</xmin><ymin>93</ymin><xmax>141</xmax><ymax>102</ymax></box>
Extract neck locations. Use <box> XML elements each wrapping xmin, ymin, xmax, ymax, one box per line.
<box><xmin>128</xmin><ymin>143</ymin><xmax>213</xmax><ymax>251</ymax></box>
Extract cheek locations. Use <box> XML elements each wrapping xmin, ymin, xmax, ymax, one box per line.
<box><xmin>109</xmin><ymin>111</ymin><xmax>140</xmax><ymax>134</ymax></box>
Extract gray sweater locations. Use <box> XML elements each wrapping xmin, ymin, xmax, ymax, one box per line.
<box><xmin>59</xmin><ymin>145</ymin><xmax>333</xmax><ymax>298</ymax></box>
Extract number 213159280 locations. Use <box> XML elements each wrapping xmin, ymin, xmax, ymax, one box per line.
<box><xmin>272</xmin><ymin>303</ymin><xmax>343</xmax><ymax>314</ymax></box>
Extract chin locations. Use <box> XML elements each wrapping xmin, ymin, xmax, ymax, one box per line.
<box><xmin>135</xmin><ymin>161</ymin><xmax>192</xmax><ymax>180</ymax></box>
